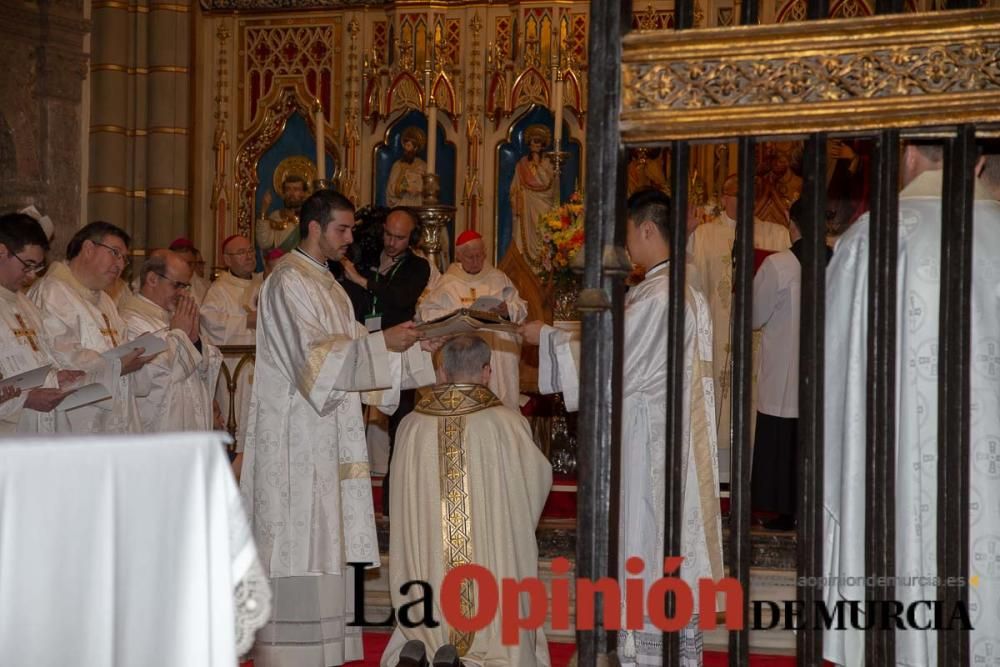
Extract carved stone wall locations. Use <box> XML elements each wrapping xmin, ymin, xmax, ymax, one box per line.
<box><xmin>0</xmin><ymin>0</ymin><xmax>89</xmax><ymax>255</ymax></box>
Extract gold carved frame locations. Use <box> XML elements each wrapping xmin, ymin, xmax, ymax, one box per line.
<box><xmin>621</xmin><ymin>8</ymin><xmax>1000</xmax><ymax>141</ymax></box>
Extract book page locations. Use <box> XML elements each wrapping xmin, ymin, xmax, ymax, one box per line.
<box><xmin>58</xmin><ymin>383</ymin><xmax>113</xmax><ymax>411</ymax></box>
<box><xmin>101</xmin><ymin>331</ymin><xmax>167</xmax><ymax>361</ymax></box>
<box><xmin>0</xmin><ymin>364</ymin><xmax>52</xmax><ymax>391</ymax></box>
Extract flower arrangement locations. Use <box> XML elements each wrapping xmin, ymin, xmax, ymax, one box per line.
<box><xmin>536</xmin><ymin>192</ymin><xmax>585</xmax><ymax>288</ymax></box>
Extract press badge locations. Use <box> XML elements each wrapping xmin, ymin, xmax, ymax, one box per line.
<box><xmin>365</xmin><ymin>315</ymin><xmax>382</xmax><ymax>333</ymax></box>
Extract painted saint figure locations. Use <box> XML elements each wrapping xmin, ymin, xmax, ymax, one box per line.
<box><xmin>386</xmin><ymin>126</ymin><xmax>428</xmax><ymax>207</ymax></box>
<box><xmin>257</xmin><ymin>173</ymin><xmax>309</xmax><ymax>256</ymax></box>
<box><xmin>509</xmin><ymin>124</ymin><xmax>557</xmax><ymax>265</ymax></box>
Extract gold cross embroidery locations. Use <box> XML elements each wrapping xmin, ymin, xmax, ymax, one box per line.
<box><xmin>12</xmin><ymin>313</ymin><xmax>40</xmax><ymax>353</ymax></box>
<box><xmin>100</xmin><ymin>314</ymin><xmax>119</xmax><ymax>347</ymax></box>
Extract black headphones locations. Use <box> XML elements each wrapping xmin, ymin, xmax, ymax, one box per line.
<box><xmin>385</xmin><ymin>206</ymin><xmax>423</xmax><ymax>249</ymax></box>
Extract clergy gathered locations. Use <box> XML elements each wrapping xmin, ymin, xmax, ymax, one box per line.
<box><xmin>3</xmin><ymin>136</ymin><xmax>1000</xmax><ymax>667</ymax></box>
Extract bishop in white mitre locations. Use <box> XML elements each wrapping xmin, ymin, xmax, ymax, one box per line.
<box><xmin>201</xmin><ymin>234</ymin><xmax>262</xmax><ymax>444</ymax></box>
<box><xmin>687</xmin><ymin>175</ymin><xmax>790</xmax><ymax>482</ymax></box>
<box><xmin>823</xmin><ymin>144</ymin><xmax>1000</xmax><ymax>666</ymax></box>
<box><xmin>526</xmin><ymin>190</ymin><xmax>724</xmax><ymax>667</ymax></box>
<box><xmin>0</xmin><ymin>213</ymin><xmax>81</xmax><ymax>433</ymax></box>
<box><xmin>29</xmin><ymin>222</ymin><xmax>152</xmax><ymax>433</ymax></box>
<box><xmin>120</xmin><ymin>251</ymin><xmax>223</xmax><ymax>432</ymax></box>
<box><xmin>417</xmin><ymin>230</ymin><xmax>528</xmax><ymax>410</ymax></box>
<box><xmin>240</xmin><ymin>191</ymin><xmax>436</xmax><ymax>667</ymax></box>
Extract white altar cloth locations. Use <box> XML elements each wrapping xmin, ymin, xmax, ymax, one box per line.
<box><xmin>0</xmin><ymin>432</ymin><xmax>270</xmax><ymax>666</ymax></box>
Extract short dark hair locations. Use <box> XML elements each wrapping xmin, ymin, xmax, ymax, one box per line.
<box><xmin>627</xmin><ymin>188</ymin><xmax>673</xmax><ymax>244</ymax></box>
<box><xmin>298</xmin><ymin>190</ymin><xmax>355</xmax><ymax>239</ymax></box>
<box><xmin>0</xmin><ymin>212</ymin><xmax>51</xmax><ymax>254</ymax></box>
<box><xmin>66</xmin><ymin>221</ymin><xmax>131</xmax><ymax>260</ymax></box>
<box><xmin>283</xmin><ymin>174</ymin><xmax>308</xmax><ymax>188</ymax></box>
<box><xmin>139</xmin><ymin>254</ymin><xmax>168</xmax><ymax>287</ymax></box>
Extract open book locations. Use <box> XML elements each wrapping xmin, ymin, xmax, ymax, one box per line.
<box><xmin>415</xmin><ymin>309</ymin><xmax>519</xmax><ymax>337</ymax></box>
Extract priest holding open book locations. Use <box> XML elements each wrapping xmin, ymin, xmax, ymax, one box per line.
<box><xmin>28</xmin><ymin>221</ymin><xmax>159</xmax><ymax>433</ymax></box>
<box><xmin>0</xmin><ymin>213</ymin><xmax>85</xmax><ymax>433</ymax></box>
<box><xmin>417</xmin><ymin>230</ymin><xmax>528</xmax><ymax>409</ymax></box>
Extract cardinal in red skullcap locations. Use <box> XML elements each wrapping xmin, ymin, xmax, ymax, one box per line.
<box><xmin>417</xmin><ymin>228</ymin><xmax>529</xmax><ymax>410</ymax></box>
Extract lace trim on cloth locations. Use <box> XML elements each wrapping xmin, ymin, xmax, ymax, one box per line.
<box><xmin>234</xmin><ymin>557</ymin><xmax>272</xmax><ymax>657</ymax></box>
<box><xmin>617</xmin><ymin>614</ymin><xmax>703</xmax><ymax>667</ymax></box>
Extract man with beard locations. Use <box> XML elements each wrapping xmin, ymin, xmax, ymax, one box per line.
<box><xmin>257</xmin><ymin>173</ymin><xmax>309</xmax><ymax>256</ymax></box>
<box><xmin>387</xmin><ymin>127</ymin><xmax>428</xmax><ymax>207</ymax></box>
<box><xmin>240</xmin><ymin>189</ymin><xmax>440</xmax><ymax>667</ymax></box>
<box><xmin>120</xmin><ymin>250</ymin><xmax>222</xmax><ymax>432</ymax></box>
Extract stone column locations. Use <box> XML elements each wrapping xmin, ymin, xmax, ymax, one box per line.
<box><xmin>0</xmin><ymin>0</ymin><xmax>89</xmax><ymax>256</ymax></box>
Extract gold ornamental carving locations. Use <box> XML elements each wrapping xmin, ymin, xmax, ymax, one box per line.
<box><xmin>621</xmin><ymin>9</ymin><xmax>1000</xmax><ymax>141</ymax></box>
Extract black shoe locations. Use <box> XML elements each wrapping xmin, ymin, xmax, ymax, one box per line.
<box><xmin>399</xmin><ymin>639</ymin><xmax>428</xmax><ymax>666</ymax></box>
<box><xmin>761</xmin><ymin>514</ymin><xmax>796</xmax><ymax>531</ymax></box>
<box><xmin>432</xmin><ymin>645</ymin><xmax>461</xmax><ymax>667</ymax></box>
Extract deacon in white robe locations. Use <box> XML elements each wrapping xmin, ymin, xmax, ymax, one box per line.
<box><xmin>0</xmin><ymin>212</ymin><xmax>81</xmax><ymax>433</ymax></box>
<box><xmin>28</xmin><ymin>222</ymin><xmax>156</xmax><ymax>433</ymax></box>
<box><xmin>240</xmin><ymin>190</ymin><xmax>437</xmax><ymax>667</ymax></box>
<box><xmin>687</xmin><ymin>175</ymin><xmax>791</xmax><ymax>482</ymax></box>
<box><xmin>201</xmin><ymin>234</ymin><xmax>262</xmax><ymax>447</ymax></box>
<box><xmin>381</xmin><ymin>335</ymin><xmax>552</xmax><ymax>667</ymax></box>
<box><xmin>120</xmin><ymin>251</ymin><xmax>223</xmax><ymax>432</ymax></box>
<box><xmin>526</xmin><ymin>190</ymin><xmax>724</xmax><ymax>666</ymax></box>
<box><xmin>824</xmin><ymin>146</ymin><xmax>1000</xmax><ymax>666</ymax></box>
<box><xmin>418</xmin><ymin>230</ymin><xmax>528</xmax><ymax>409</ymax></box>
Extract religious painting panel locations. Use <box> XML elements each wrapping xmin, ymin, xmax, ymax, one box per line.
<box><xmin>373</xmin><ymin>109</ymin><xmax>457</xmax><ymax>255</ymax></box>
<box><xmin>495</xmin><ymin>104</ymin><xmax>581</xmax><ymax>265</ymax></box>
<box><xmin>253</xmin><ymin>110</ymin><xmax>340</xmax><ymax>268</ymax></box>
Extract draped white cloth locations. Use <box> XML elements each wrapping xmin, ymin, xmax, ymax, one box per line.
<box><xmin>120</xmin><ymin>293</ymin><xmax>223</xmax><ymax>432</ymax></box>
<box><xmin>0</xmin><ymin>284</ymin><xmax>68</xmax><ymax>433</ymax></box>
<box><xmin>687</xmin><ymin>212</ymin><xmax>790</xmax><ymax>481</ymax></box>
<box><xmin>538</xmin><ymin>263</ymin><xmax>724</xmax><ymax>666</ymax></box>
<box><xmin>380</xmin><ymin>384</ymin><xmax>552</xmax><ymax>667</ymax></box>
<box><xmin>240</xmin><ymin>250</ymin><xmax>435</xmax><ymax>666</ymax></box>
<box><xmin>823</xmin><ymin>170</ymin><xmax>1000</xmax><ymax>666</ymax></box>
<box><xmin>418</xmin><ymin>264</ymin><xmax>528</xmax><ymax>409</ymax></box>
<box><xmin>0</xmin><ymin>432</ymin><xmax>271</xmax><ymax>666</ymax></box>
<box><xmin>28</xmin><ymin>261</ymin><xmax>142</xmax><ymax>433</ymax></box>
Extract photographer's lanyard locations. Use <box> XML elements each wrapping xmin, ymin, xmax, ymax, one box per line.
<box><xmin>365</xmin><ymin>256</ymin><xmax>406</xmax><ymax>332</ymax></box>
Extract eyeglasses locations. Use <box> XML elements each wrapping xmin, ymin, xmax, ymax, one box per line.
<box><xmin>224</xmin><ymin>248</ymin><xmax>254</xmax><ymax>258</ymax></box>
<box><xmin>153</xmin><ymin>271</ymin><xmax>191</xmax><ymax>290</ymax></box>
<box><xmin>92</xmin><ymin>241</ymin><xmax>131</xmax><ymax>267</ymax></box>
<box><xmin>11</xmin><ymin>253</ymin><xmax>45</xmax><ymax>275</ymax></box>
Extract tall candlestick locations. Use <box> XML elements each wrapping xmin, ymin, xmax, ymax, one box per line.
<box><xmin>314</xmin><ymin>102</ymin><xmax>326</xmax><ymax>183</ymax></box>
<box><xmin>427</xmin><ymin>98</ymin><xmax>438</xmax><ymax>174</ymax></box>
<box><xmin>553</xmin><ymin>73</ymin><xmax>563</xmax><ymax>149</ymax></box>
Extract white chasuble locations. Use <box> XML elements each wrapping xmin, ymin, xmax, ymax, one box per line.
<box><xmin>823</xmin><ymin>171</ymin><xmax>1000</xmax><ymax>667</ymax></box>
<box><xmin>418</xmin><ymin>264</ymin><xmax>529</xmax><ymax>409</ymax></box>
<box><xmin>380</xmin><ymin>384</ymin><xmax>552</xmax><ymax>667</ymax></box>
<box><xmin>120</xmin><ymin>294</ymin><xmax>223</xmax><ymax>432</ymax></box>
<box><xmin>687</xmin><ymin>213</ymin><xmax>791</xmax><ymax>482</ymax></box>
<box><xmin>539</xmin><ymin>263</ymin><xmax>724</xmax><ymax>666</ymax></box>
<box><xmin>28</xmin><ymin>261</ymin><xmax>140</xmax><ymax>433</ymax></box>
<box><xmin>0</xmin><ymin>285</ymin><xmax>67</xmax><ymax>433</ymax></box>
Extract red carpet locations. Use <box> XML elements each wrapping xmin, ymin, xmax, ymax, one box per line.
<box><xmin>338</xmin><ymin>631</ymin><xmax>802</xmax><ymax>666</ymax></box>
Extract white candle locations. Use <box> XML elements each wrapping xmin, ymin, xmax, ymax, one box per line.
<box><xmin>427</xmin><ymin>99</ymin><xmax>437</xmax><ymax>174</ymax></box>
<box><xmin>314</xmin><ymin>103</ymin><xmax>326</xmax><ymax>183</ymax></box>
<box><xmin>554</xmin><ymin>74</ymin><xmax>563</xmax><ymax>149</ymax></box>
